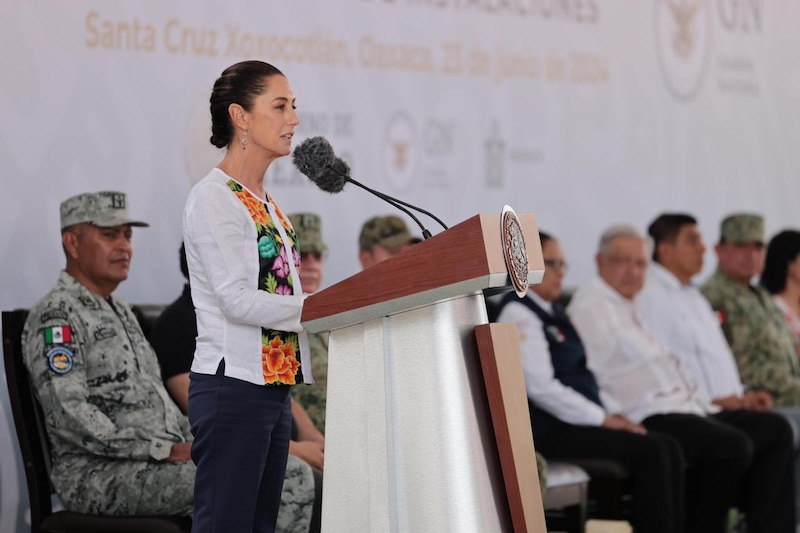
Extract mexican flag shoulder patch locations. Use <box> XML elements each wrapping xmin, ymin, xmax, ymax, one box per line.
<box><xmin>44</xmin><ymin>325</ymin><xmax>72</xmax><ymax>344</ymax></box>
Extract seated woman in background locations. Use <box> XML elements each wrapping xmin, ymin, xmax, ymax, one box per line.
<box><xmin>495</xmin><ymin>231</ymin><xmax>684</xmax><ymax>533</ymax></box>
<box><xmin>761</xmin><ymin>229</ymin><xmax>800</xmax><ymax>358</ymax></box>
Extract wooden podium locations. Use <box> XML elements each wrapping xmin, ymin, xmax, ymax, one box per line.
<box><xmin>302</xmin><ymin>213</ymin><xmax>546</xmax><ymax>533</ymax></box>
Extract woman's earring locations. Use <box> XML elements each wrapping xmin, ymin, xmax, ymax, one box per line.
<box><xmin>241</xmin><ymin>130</ymin><xmax>248</xmax><ymax>151</ymax></box>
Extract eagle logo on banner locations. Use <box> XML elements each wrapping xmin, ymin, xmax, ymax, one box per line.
<box><xmin>666</xmin><ymin>0</ymin><xmax>701</xmax><ymax>58</ymax></box>
<box><xmin>655</xmin><ymin>0</ymin><xmax>711</xmax><ymax>101</ymax></box>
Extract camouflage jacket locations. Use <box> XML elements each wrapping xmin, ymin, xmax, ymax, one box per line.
<box><xmin>21</xmin><ymin>271</ymin><xmax>192</xmax><ymax>510</ymax></box>
<box><xmin>701</xmin><ymin>269</ymin><xmax>800</xmax><ymax>406</ymax></box>
<box><xmin>291</xmin><ymin>331</ymin><xmax>329</xmax><ymax>432</ymax></box>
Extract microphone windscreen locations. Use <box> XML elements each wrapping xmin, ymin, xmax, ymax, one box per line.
<box><xmin>292</xmin><ymin>136</ymin><xmax>336</xmax><ymax>179</ymax></box>
<box><xmin>315</xmin><ymin>157</ymin><xmax>349</xmax><ymax>193</ymax></box>
<box><xmin>330</xmin><ymin>157</ymin><xmax>351</xmax><ymax>179</ymax></box>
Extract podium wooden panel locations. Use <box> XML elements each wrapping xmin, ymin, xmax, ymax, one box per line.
<box><xmin>475</xmin><ymin>323</ymin><xmax>545</xmax><ymax>533</ymax></box>
<box><xmin>302</xmin><ymin>213</ymin><xmax>545</xmax><ymax>533</ymax></box>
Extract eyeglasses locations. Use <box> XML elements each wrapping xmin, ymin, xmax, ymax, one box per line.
<box><xmin>543</xmin><ymin>259</ymin><xmax>568</xmax><ymax>272</ymax></box>
<box><xmin>606</xmin><ymin>255</ymin><xmax>648</xmax><ymax>269</ymax></box>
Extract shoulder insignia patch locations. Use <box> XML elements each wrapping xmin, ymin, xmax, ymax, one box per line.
<box><xmin>94</xmin><ymin>325</ymin><xmax>117</xmax><ymax>341</ymax></box>
<box><xmin>79</xmin><ymin>296</ymin><xmax>101</xmax><ymax>310</ymax></box>
<box><xmin>46</xmin><ymin>346</ymin><xmax>74</xmax><ymax>374</ymax></box>
<box><xmin>44</xmin><ymin>325</ymin><xmax>72</xmax><ymax>344</ymax></box>
<box><xmin>40</xmin><ymin>309</ymin><xmax>69</xmax><ymax>323</ymax></box>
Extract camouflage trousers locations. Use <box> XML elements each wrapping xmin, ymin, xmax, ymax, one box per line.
<box><xmin>55</xmin><ymin>453</ymin><xmax>315</xmax><ymax>529</ymax></box>
<box><xmin>53</xmin><ymin>458</ymin><xmax>195</xmax><ymax>516</ymax></box>
<box><xmin>276</xmin><ymin>455</ymin><xmax>316</xmax><ymax>533</ymax></box>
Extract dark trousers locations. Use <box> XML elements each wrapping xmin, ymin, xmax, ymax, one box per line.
<box><xmin>535</xmin><ymin>424</ymin><xmax>685</xmax><ymax>533</ymax></box>
<box><xmin>643</xmin><ymin>413</ymin><xmax>753</xmax><ymax>533</ymax></box>
<box><xmin>712</xmin><ymin>410</ymin><xmax>796</xmax><ymax>533</ymax></box>
<box><xmin>188</xmin><ymin>367</ymin><xmax>293</xmax><ymax>533</ymax></box>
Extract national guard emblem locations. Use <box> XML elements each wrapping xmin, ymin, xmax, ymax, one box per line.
<box><xmin>46</xmin><ymin>346</ymin><xmax>75</xmax><ymax>374</ymax></box>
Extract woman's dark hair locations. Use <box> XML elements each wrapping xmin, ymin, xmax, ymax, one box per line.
<box><xmin>539</xmin><ymin>231</ymin><xmax>553</xmax><ymax>247</ymax></box>
<box><xmin>209</xmin><ymin>61</ymin><xmax>284</xmax><ymax>149</ymax></box>
<box><xmin>761</xmin><ymin>230</ymin><xmax>800</xmax><ymax>294</ymax></box>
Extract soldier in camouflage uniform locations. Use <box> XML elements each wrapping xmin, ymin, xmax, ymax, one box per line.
<box><xmin>24</xmin><ymin>192</ymin><xmax>316</xmax><ymax>530</ymax></box>
<box><xmin>288</xmin><ymin>213</ymin><xmax>329</xmax><ymax>433</ymax></box>
<box><xmin>21</xmin><ymin>191</ymin><xmax>194</xmax><ymax>516</ymax></box>
<box><xmin>701</xmin><ymin>214</ymin><xmax>800</xmax><ymax>407</ymax></box>
<box><xmin>357</xmin><ymin>215</ymin><xmax>419</xmax><ymax>269</ymax></box>
<box><xmin>701</xmin><ymin>213</ymin><xmax>800</xmax><ymax>523</ymax></box>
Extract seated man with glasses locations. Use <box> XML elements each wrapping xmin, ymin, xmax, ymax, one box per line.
<box><xmin>495</xmin><ymin>231</ymin><xmax>684</xmax><ymax>533</ymax></box>
<box><xmin>568</xmin><ymin>223</ymin><xmax>794</xmax><ymax>533</ymax></box>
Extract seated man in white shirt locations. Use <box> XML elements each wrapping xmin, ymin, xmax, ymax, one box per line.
<box><xmin>639</xmin><ymin>214</ymin><xmax>773</xmax><ymax>411</ymax></box>
<box><xmin>639</xmin><ymin>212</ymin><xmax>798</xmax><ymax>527</ymax></box>
<box><xmin>496</xmin><ymin>231</ymin><xmax>684</xmax><ymax>533</ymax></box>
<box><xmin>569</xmin><ymin>223</ymin><xmax>795</xmax><ymax>533</ymax></box>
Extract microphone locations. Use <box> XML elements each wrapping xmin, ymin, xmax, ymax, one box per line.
<box><xmin>291</xmin><ymin>136</ymin><xmax>336</xmax><ymax>182</ymax></box>
<box><xmin>292</xmin><ymin>137</ymin><xmax>449</xmax><ymax>239</ymax></box>
<box><xmin>314</xmin><ymin>157</ymin><xmax>348</xmax><ymax>194</ymax></box>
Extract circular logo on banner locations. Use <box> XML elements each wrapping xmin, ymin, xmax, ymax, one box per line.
<box><xmin>383</xmin><ymin>111</ymin><xmax>417</xmax><ymax>191</ymax></box>
<box><xmin>655</xmin><ymin>0</ymin><xmax>712</xmax><ymax>101</ymax></box>
<box><xmin>501</xmin><ymin>205</ymin><xmax>529</xmax><ymax>298</ymax></box>
<box><xmin>46</xmin><ymin>346</ymin><xmax>74</xmax><ymax>374</ymax></box>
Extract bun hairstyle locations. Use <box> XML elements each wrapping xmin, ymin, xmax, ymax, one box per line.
<box><xmin>209</xmin><ymin>60</ymin><xmax>284</xmax><ymax>149</ymax></box>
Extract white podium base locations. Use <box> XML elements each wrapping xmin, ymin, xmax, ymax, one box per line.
<box><xmin>321</xmin><ymin>292</ymin><xmax>512</xmax><ymax>533</ymax></box>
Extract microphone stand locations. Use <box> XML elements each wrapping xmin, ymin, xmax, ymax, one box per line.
<box><xmin>346</xmin><ymin>177</ymin><xmax>449</xmax><ymax>231</ymax></box>
<box><xmin>345</xmin><ymin>178</ymin><xmax>434</xmax><ymax>240</ymax></box>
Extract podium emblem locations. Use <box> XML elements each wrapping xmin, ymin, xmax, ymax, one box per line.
<box><xmin>501</xmin><ymin>205</ymin><xmax>528</xmax><ymax>297</ymax></box>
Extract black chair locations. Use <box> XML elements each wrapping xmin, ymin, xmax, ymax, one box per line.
<box><xmin>131</xmin><ymin>304</ymin><xmax>167</xmax><ymax>341</ymax></box>
<box><xmin>543</xmin><ymin>461</ymin><xmax>589</xmax><ymax>533</ymax></box>
<box><xmin>2</xmin><ymin>309</ymin><xmax>192</xmax><ymax>532</ymax></box>
<box><xmin>567</xmin><ymin>458</ymin><xmax>632</xmax><ymax>521</ymax></box>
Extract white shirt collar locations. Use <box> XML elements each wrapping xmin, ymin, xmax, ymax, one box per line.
<box><xmin>527</xmin><ymin>290</ymin><xmax>553</xmax><ymax>314</ymax></box>
<box><xmin>593</xmin><ymin>277</ymin><xmax>635</xmax><ymax>307</ymax></box>
<box><xmin>648</xmin><ymin>262</ymin><xmax>685</xmax><ymax>291</ymax></box>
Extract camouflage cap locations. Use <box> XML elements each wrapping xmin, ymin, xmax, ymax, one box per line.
<box><xmin>288</xmin><ymin>212</ymin><xmax>327</xmax><ymax>254</ymax></box>
<box><xmin>60</xmin><ymin>191</ymin><xmax>149</xmax><ymax>231</ymax></box>
<box><xmin>359</xmin><ymin>215</ymin><xmax>414</xmax><ymax>250</ymax></box>
<box><xmin>720</xmin><ymin>213</ymin><xmax>764</xmax><ymax>244</ymax></box>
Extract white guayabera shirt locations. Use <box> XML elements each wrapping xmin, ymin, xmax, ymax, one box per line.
<box><xmin>638</xmin><ymin>263</ymin><xmax>745</xmax><ymax>403</ymax></box>
<box><xmin>568</xmin><ymin>277</ymin><xmax>716</xmax><ymax>424</ymax></box>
